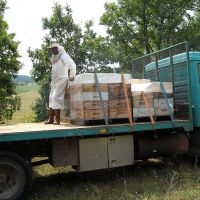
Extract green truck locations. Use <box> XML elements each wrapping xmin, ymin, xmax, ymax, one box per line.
<box><xmin>0</xmin><ymin>41</ymin><xmax>200</xmax><ymax>200</ymax></box>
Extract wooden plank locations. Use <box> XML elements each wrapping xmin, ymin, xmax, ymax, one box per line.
<box><xmin>108</xmin><ymin>83</ymin><xmax>131</xmax><ymax>99</ymax></box>
<box><xmin>84</xmin><ymin>110</ymin><xmax>107</xmax><ymax>120</ymax></box>
<box><xmin>133</xmin><ymin>93</ymin><xmax>154</xmax><ymax>108</ymax></box>
<box><xmin>109</xmin><ymin>112</ymin><xmax>129</xmax><ymax>119</ymax></box>
<box><xmin>70</xmin><ymin>84</ymin><xmax>108</xmax><ymax>93</ymax></box>
<box><xmin>153</xmin><ymin>92</ymin><xmax>173</xmax><ymax>98</ymax></box>
<box><xmin>0</xmin><ymin>123</ymin><xmax>80</xmax><ymax>134</ymax></box>
<box><xmin>108</xmin><ymin>99</ymin><xmax>131</xmax><ymax>108</ymax></box>
<box><xmin>71</xmin><ymin>101</ymin><xmax>108</xmax><ymax>110</ymax></box>
<box><xmin>70</xmin><ymin>110</ymin><xmax>84</xmax><ymax>120</ymax></box>
<box><xmin>133</xmin><ymin>107</ymin><xmax>155</xmax><ymax>118</ymax></box>
<box><xmin>155</xmin><ymin>107</ymin><xmax>169</xmax><ymax>116</ymax></box>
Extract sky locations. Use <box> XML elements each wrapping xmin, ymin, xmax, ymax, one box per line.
<box><xmin>4</xmin><ymin>0</ymin><xmax>114</xmax><ymax>75</ymax></box>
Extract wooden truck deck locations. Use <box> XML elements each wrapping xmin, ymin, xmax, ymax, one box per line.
<box><xmin>0</xmin><ymin>120</ymin><xmax>192</xmax><ymax>142</ymax></box>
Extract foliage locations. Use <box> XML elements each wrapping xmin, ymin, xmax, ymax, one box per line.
<box><xmin>29</xmin><ymin>3</ymin><xmax>114</xmax><ymax>121</ymax></box>
<box><xmin>80</xmin><ymin>20</ymin><xmax>115</xmax><ymax>73</ymax></box>
<box><xmin>0</xmin><ymin>0</ymin><xmax>21</xmax><ymax>123</ymax></box>
<box><xmin>0</xmin><ymin>0</ymin><xmax>6</xmax><ymax>15</ymax></box>
<box><xmin>178</xmin><ymin>11</ymin><xmax>200</xmax><ymax>50</ymax></box>
<box><xmin>28</xmin><ymin>44</ymin><xmax>52</xmax><ymax>121</ymax></box>
<box><xmin>100</xmin><ymin>0</ymin><xmax>200</xmax><ymax>71</ymax></box>
<box><xmin>32</xmin><ymin>78</ymin><xmax>51</xmax><ymax>122</ymax></box>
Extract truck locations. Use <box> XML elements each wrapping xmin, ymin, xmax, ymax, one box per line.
<box><xmin>0</xmin><ymin>41</ymin><xmax>200</xmax><ymax>200</ymax></box>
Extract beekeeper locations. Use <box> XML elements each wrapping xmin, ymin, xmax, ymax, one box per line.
<box><xmin>44</xmin><ymin>43</ymin><xmax>76</xmax><ymax>125</ymax></box>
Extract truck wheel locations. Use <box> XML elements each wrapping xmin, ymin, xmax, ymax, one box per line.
<box><xmin>0</xmin><ymin>151</ymin><xmax>32</xmax><ymax>200</ymax></box>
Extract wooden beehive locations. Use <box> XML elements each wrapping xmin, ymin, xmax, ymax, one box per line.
<box><xmin>70</xmin><ymin>83</ymin><xmax>108</xmax><ymax>122</ymax></box>
<box><xmin>70</xmin><ymin>73</ymin><xmax>131</xmax><ymax>125</ymax></box>
<box><xmin>108</xmin><ymin>83</ymin><xmax>132</xmax><ymax>119</ymax></box>
<box><xmin>131</xmin><ymin>79</ymin><xmax>173</xmax><ymax>118</ymax></box>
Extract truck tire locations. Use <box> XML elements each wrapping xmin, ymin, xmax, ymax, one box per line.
<box><xmin>0</xmin><ymin>151</ymin><xmax>32</xmax><ymax>200</ymax></box>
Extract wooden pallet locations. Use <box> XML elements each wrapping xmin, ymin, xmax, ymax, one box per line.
<box><xmin>134</xmin><ymin>115</ymin><xmax>171</xmax><ymax>123</ymax></box>
<box><xmin>70</xmin><ymin>118</ymin><xmax>129</xmax><ymax>126</ymax></box>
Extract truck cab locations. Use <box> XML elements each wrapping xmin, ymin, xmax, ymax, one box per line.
<box><xmin>189</xmin><ymin>52</ymin><xmax>200</xmax><ymax>127</ymax></box>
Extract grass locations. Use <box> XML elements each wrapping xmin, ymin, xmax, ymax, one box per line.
<box><xmin>29</xmin><ymin>159</ymin><xmax>200</xmax><ymax>200</ymax></box>
<box><xmin>10</xmin><ymin>86</ymin><xmax>39</xmax><ymax>123</ymax></box>
<box><xmin>16</xmin><ymin>83</ymin><xmax>39</xmax><ymax>94</ymax></box>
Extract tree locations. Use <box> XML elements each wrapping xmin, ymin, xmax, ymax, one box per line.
<box><xmin>0</xmin><ymin>0</ymin><xmax>21</xmax><ymax>123</ymax></box>
<box><xmin>177</xmin><ymin>11</ymin><xmax>200</xmax><ymax>50</ymax></box>
<box><xmin>100</xmin><ymin>0</ymin><xmax>200</xmax><ymax>71</ymax></box>
<box><xmin>28</xmin><ymin>3</ymin><xmax>114</xmax><ymax>121</ymax></box>
<box><xmin>80</xmin><ymin>20</ymin><xmax>115</xmax><ymax>73</ymax></box>
<box><xmin>28</xmin><ymin>44</ymin><xmax>51</xmax><ymax>121</ymax></box>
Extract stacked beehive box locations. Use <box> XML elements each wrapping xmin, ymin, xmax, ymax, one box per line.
<box><xmin>108</xmin><ymin>83</ymin><xmax>132</xmax><ymax>119</ymax></box>
<box><xmin>131</xmin><ymin>79</ymin><xmax>173</xmax><ymax>119</ymax></box>
<box><xmin>70</xmin><ymin>73</ymin><xmax>131</xmax><ymax>125</ymax></box>
<box><xmin>131</xmin><ymin>79</ymin><xmax>154</xmax><ymax>118</ymax></box>
<box><xmin>153</xmin><ymin>83</ymin><xmax>173</xmax><ymax>117</ymax></box>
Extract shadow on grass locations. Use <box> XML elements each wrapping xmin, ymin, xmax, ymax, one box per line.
<box><xmin>29</xmin><ymin>160</ymin><xmax>169</xmax><ymax>200</ymax></box>
<box><xmin>28</xmin><ymin>158</ymin><xmax>200</xmax><ymax>200</ymax></box>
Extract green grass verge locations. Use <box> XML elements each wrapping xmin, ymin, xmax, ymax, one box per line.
<box><xmin>11</xmin><ymin>90</ymin><xmax>39</xmax><ymax>123</ymax></box>
<box><xmin>29</xmin><ymin>160</ymin><xmax>200</xmax><ymax>200</ymax></box>
<box><xmin>16</xmin><ymin>83</ymin><xmax>39</xmax><ymax>94</ymax></box>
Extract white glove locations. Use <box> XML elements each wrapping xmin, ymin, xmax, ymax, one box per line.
<box><xmin>69</xmin><ymin>76</ymin><xmax>75</xmax><ymax>81</ymax></box>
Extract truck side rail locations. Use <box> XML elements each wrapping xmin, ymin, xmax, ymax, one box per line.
<box><xmin>132</xmin><ymin>41</ymin><xmax>193</xmax><ymax>130</ymax></box>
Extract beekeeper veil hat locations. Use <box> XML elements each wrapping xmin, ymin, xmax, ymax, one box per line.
<box><xmin>49</xmin><ymin>43</ymin><xmax>66</xmax><ymax>64</ymax></box>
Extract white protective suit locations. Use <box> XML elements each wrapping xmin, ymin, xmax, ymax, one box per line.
<box><xmin>49</xmin><ymin>45</ymin><xmax>76</xmax><ymax>110</ymax></box>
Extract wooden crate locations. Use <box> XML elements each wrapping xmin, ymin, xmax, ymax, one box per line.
<box><xmin>108</xmin><ymin>83</ymin><xmax>131</xmax><ymax>99</ymax></box>
<box><xmin>109</xmin><ymin>98</ymin><xmax>131</xmax><ymax>119</ymax></box>
<box><xmin>70</xmin><ymin>83</ymin><xmax>108</xmax><ymax>122</ymax></box>
<box><xmin>154</xmin><ymin>98</ymin><xmax>173</xmax><ymax>116</ymax></box>
<box><xmin>133</xmin><ymin>107</ymin><xmax>155</xmax><ymax>118</ymax></box>
<box><xmin>108</xmin><ymin>83</ymin><xmax>131</xmax><ymax>119</ymax></box>
<box><xmin>70</xmin><ymin>87</ymin><xmax>131</xmax><ymax>122</ymax></box>
<box><xmin>131</xmin><ymin>80</ymin><xmax>173</xmax><ymax>119</ymax></box>
<box><xmin>70</xmin><ymin>73</ymin><xmax>131</xmax><ymax>125</ymax></box>
<box><xmin>132</xmin><ymin>93</ymin><xmax>154</xmax><ymax>108</ymax></box>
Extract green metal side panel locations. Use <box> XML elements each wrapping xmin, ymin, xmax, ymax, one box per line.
<box><xmin>189</xmin><ymin>53</ymin><xmax>200</xmax><ymax>127</ymax></box>
<box><xmin>0</xmin><ymin>121</ymin><xmax>192</xmax><ymax>142</ymax></box>
<box><xmin>132</xmin><ymin>41</ymin><xmax>193</xmax><ymax>132</ymax></box>
<box><xmin>144</xmin><ymin>51</ymin><xmax>200</xmax><ymax>128</ymax></box>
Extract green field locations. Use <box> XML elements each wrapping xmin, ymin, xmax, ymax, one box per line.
<box><xmin>11</xmin><ymin>84</ymin><xmax>39</xmax><ymax>123</ymax></box>
<box><xmin>16</xmin><ymin>83</ymin><xmax>39</xmax><ymax>94</ymax></box>
<box><xmin>29</xmin><ymin>159</ymin><xmax>200</xmax><ymax>200</ymax></box>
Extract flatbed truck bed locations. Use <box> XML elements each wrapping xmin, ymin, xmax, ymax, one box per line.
<box><xmin>0</xmin><ymin>120</ymin><xmax>191</xmax><ymax>200</ymax></box>
<box><xmin>0</xmin><ymin>120</ymin><xmax>192</xmax><ymax>142</ymax></box>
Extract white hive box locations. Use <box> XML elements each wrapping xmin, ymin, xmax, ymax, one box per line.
<box><xmin>70</xmin><ymin>73</ymin><xmax>131</xmax><ymax>125</ymax></box>
<box><xmin>154</xmin><ymin>98</ymin><xmax>173</xmax><ymax>116</ymax></box>
<box><xmin>131</xmin><ymin>79</ymin><xmax>173</xmax><ymax>118</ymax></box>
<box><xmin>131</xmin><ymin>79</ymin><xmax>154</xmax><ymax>118</ymax></box>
